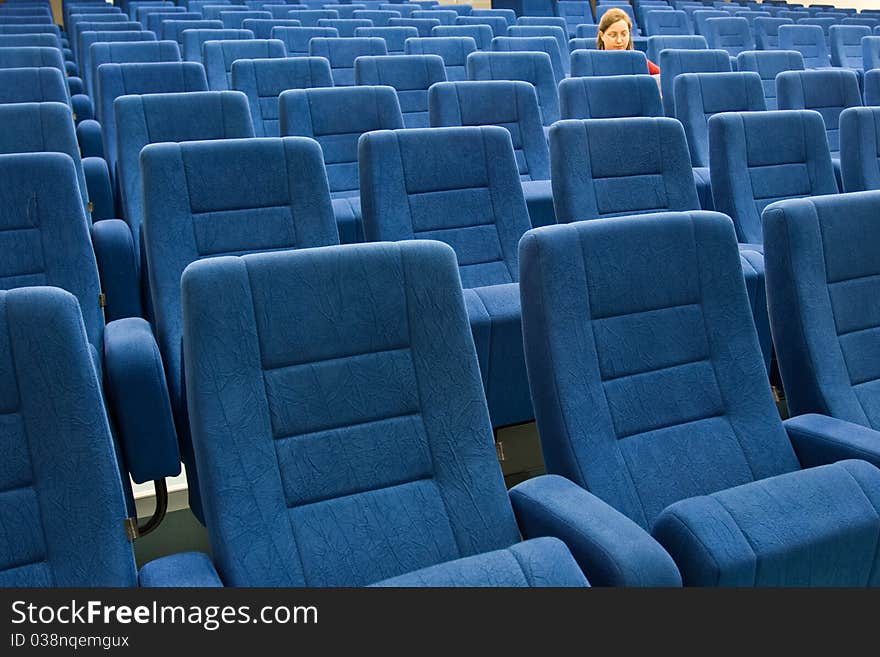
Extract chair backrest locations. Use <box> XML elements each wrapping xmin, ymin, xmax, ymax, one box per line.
<box><xmin>518</xmin><ymin>209</ymin><xmax>799</xmax><ymax>529</ymax></box>
<box><xmin>506</xmin><ymin>24</ymin><xmax>569</xmax><ymax>73</ymax></box>
<box><xmin>219</xmin><ymin>10</ymin><xmax>272</xmax><ymax>29</ymax></box>
<box><xmin>568</xmin><ymin>37</ymin><xmax>596</xmax><ymax>51</ymax></box>
<box><xmin>114</xmin><ymin>89</ymin><xmax>253</xmax><ymax>258</ymax></box>
<box><xmin>0</xmin><ymin>66</ymin><xmax>67</xmax><ymax>106</ymax></box>
<box><xmin>692</xmin><ymin>9</ymin><xmax>730</xmax><ymax>36</ymax></box>
<box><xmin>431</xmin><ymin>27</ymin><xmax>491</xmax><ymax>56</ymax></box>
<box><xmin>0</xmin><ymin>46</ymin><xmax>66</xmax><ymax>94</ymax></box>
<box><xmin>270</xmin><ymin>25</ymin><xmax>337</xmax><ymax>56</ymax></box>
<box><xmin>753</xmin><ymin>16</ymin><xmax>793</xmax><ymax>50</ymax></box>
<box><xmin>659</xmin><ymin>47</ymin><xmax>731</xmax><ymax>116</ymax></box>
<box><xmin>405</xmin><ymin>36</ymin><xmax>475</xmax><ymax>81</ymax></box>
<box><xmin>128</xmin><ymin>1</ymin><xmax>175</xmax><ymax>21</ymax></box>
<box><xmin>644</xmin><ymin>9</ymin><xmax>692</xmax><ymax>36</ymax></box>
<box><xmin>675</xmin><ymin>71</ymin><xmax>766</xmax><ymax>167</ymax></box>
<box><xmin>454</xmin><ymin>15</ymin><xmax>504</xmax><ymax>37</ymax></box>
<box><xmin>491</xmin><ymin>35</ymin><xmax>565</xmax><ymax>83</ymax></box>
<box><xmin>556</xmin><ymin>1</ymin><xmax>592</xmax><ymax>36</ymax></box>
<box><xmin>842</xmin><ymin>16</ymin><xmax>879</xmax><ymax>29</ymax></box>
<box><xmin>570</xmin><ymin>49</ymin><xmax>649</xmax><ymax>76</ymax></box>
<box><xmin>429</xmin><ymin>80</ymin><xmax>549</xmax><ymax>181</ymax></box>
<box><xmin>778</xmin><ymin>23</ymin><xmax>831</xmax><ymax>67</ymax></box>
<box><xmin>0</xmin><ymin>32</ymin><xmax>60</xmax><ymax>51</ymax></box>
<box><xmin>0</xmin><ymin>151</ymin><xmax>104</xmax><ymax>356</ymax></box>
<box><xmin>355</xmin><ymin>25</ymin><xmax>418</xmax><ymax>53</ymax></box>
<box><xmin>797</xmin><ymin>16</ymin><xmax>837</xmax><ymax>36</ymax></box>
<box><xmin>863</xmin><ymin>35</ymin><xmax>880</xmax><ymax>71</ymax></box>
<box><xmin>308</xmin><ymin>36</ymin><xmax>387</xmax><ymax>85</ymax></box>
<box><xmin>354</xmin><ymin>9</ymin><xmax>401</xmax><ymax>27</ymax></box>
<box><xmin>96</xmin><ymin>60</ymin><xmax>208</xmax><ymax>179</ymax></box>
<box><xmin>325</xmin><ymin>4</ymin><xmax>368</xmax><ymax>19</ymax></box>
<box><xmin>466</xmin><ymin>50</ymin><xmax>559</xmax><ymax>126</ymax></box>
<box><xmin>315</xmin><ymin>18</ymin><xmax>373</xmax><ymax>36</ymax></box>
<box><xmin>704</xmin><ymin>16</ymin><xmax>754</xmax><ymax>55</ymax></box>
<box><xmin>232</xmin><ymin>56</ymin><xmax>332</xmax><ymax>137</ymax></box>
<box><xmin>735</xmin><ymin>49</ymin><xmax>804</xmax><ymax>110</ymax></box>
<box><xmin>359</xmin><ymin>125</ymin><xmax>530</xmax><ymax>289</ymax></box>
<box><xmin>559</xmin><ymin>74</ymin><xmax>663</xmax><ymax>119</ymax></box>
<box><xmin>0</xmin><ymin>281</ymin><xmax>135</xmax><ymax>586</ymax></box>
<box><xmin>734</xmin><ymin>9</ymin><xmax>771</xmax><ymax>27</ymax></box>
<box><xmin>81</xmin><ymin>30</ymin><xmax>158</xmax><ymax>99</ymax></box>
<box><xmin>74</xmin><ymin>20</ymin><xmax>141</xmax><ymax>61</ymax></box>
<box><xmin>285</xmin><ymin>8</ymin><xmax>339</xmax><ymax>25</ymax></box>
<box><xmin>280</xmin><ymin>85</ymin><xmax>403</xmax><ymax>195</ymax></box>
<box><xmin>203</xmin><ymin>37</ymin><xmax>287</xmax><ymax>89</ymax></box>
<box><xmin>763</xmin><ymin>190</ymin><xmax>880</xmax><ymax>428</ymax></box>
<box><xmin>241</xmin><ymin>18</ymin><xmax>302</xmax><ymax>38</ymax></box>
<box><xmin>354</xmin><ymin>54</ymin><xmax>447</xmax><ymax>127</ymax></box>
<box><xmin>182</xmin><ymin>238</ymin><xmax>521</xmax><ymax>586</ymax></box>
<box><xmin>646</xmin><ymin>33</ymin><xmax>706</xmax><ymax>64</ymax></box>
<box><xmin>776</xmin><ymin>68</ymin><xmax>862</xmax><ymax>155</ymax></box>
<box><xmin>182</xmin><ymin>28</ymin><xmax>254</xmax><ymax>62</ymax></box>
<box><xmin>829</xmin><ymin>24</ymin><xmax>870</xmax><ymax>68</ymax></box>
<box><xmin>162</xmin><ymin>19</ymin><xmax>223</xmax><ymax>44</ymax></box>
<box><xmin>709</xmin><ymin>109</ymin><xmax>838</xmax><ymax>244</ymax></box>
<box><xmin>575</xmin><ymin>23</ymin><xmax>599</xmax><ymax>40</ymax></box>
<box><xmin>549</xmin><ymin>117</ymin><xmax>699</xmax><ymax>223</ymax></box>
<box><xmin>146</xmin><ymin>11</ymin><xmax>201</xmax><ymax>36</ymax></box>
<box><xmin>471</xmin><ymin>8</ymin><xmax>516</xmax><ymax>25</ymax></box>
<box><xmin>840</xmin><ymin>106</ymin><xmax>880</xmax><ymax>192</ymax></box>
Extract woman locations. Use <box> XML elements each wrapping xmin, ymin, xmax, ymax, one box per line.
<box><xmin>596</xmin><ymin>7</ymin><xmax>660</xmax><ymax>75</ymax></box>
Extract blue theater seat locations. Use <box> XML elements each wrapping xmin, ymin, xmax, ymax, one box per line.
<box><xmin>840</xmin><ymin>106</ymin><xmax>880</xmax><ymax>191</ymax></box>
<box><xmin>830</xmin><ymin>24</ymin><xmax>870</xmax><ymax>69</ymax></box>
<box><xmin>559</xmin><ymin>74</ymin><xmax>663</xmax><ymax>119</ymax></box>
<box><xmin>181</xmin><ymin>238</ymin><xmax>679</xmax><ymax>586</ymax></box>
<box><xmin>269</xmin><ymin>25</ymin><xmax>337</xmax><ymax>56</ymax></box>
<box><xmin>91</xmin><ymin>41</ymin><xmax>182</xmax><ymax>112</ymax></box>
<box><xmin>354</xmin><ymin>53</ymin><xmax>447</xmax><ymax>127</ymax></box>
<box><xmin>405</xmin><ymin>35</ymin><xmax>476</xmax><ymax>81</ymax></box>
<box><xmin>181</xmin><ymin>28</ymin><xmax>254</xmax><ymax>62</ymax></box>
<box><xmin>507</xmin><ymin>24</ymin><xmax>569</xmax><ymax>74</ymax></box>
<box><xmin>570</xmin><ymin>48</ymin><xmax>649</xmax><ymax>76</ymax></box>
<box><xmin>316</xmin><ymin>18</ymin><xmax>373</xmax><ymax>37</ymax></box>
<box><xmin>241</xmin><ymin>18</ymin><xmax>302</xmax><ymax>39</ymax></box>
<box><xmin>735</xmin><ymin>49</ymin><xmax>804</xmax><ymax>110</ymax></box>
<box><xmin>778</xmin><ymin>23</ymin><xmax>831</xmax><ymax>67</ymax></box>
<box><xmin>203</xmin><ymin>37</ymin><xmax>286</xmax><ymax>90</ymax></box>
<box><xmin>356</xmin><ymin>25</ymin><xmax>419</xmax><ymax>53</ymax></box>
<box><xmin>492</xmin><ymin>34</ymin><xmax>565</xmax><ymax>82</ymax></box>
<box><xmin>658</xmin><ymin>47</ymin><xmax>731</xmax><ymax>117</ymax></box>
<box><xmin>645</xmin><ymin>33</ymin><xmax>707</xmax><ymax>64</ymax></box>
<box><xmin>161</xmin><ymin>19</ymin><xmax>223</xmax><ymax>45</ymax></box>
<box><xmin>80</xmin><ymin>30</ymin><xmax>158</xmax><ymax>100</ymax></box>
<box><xmin>309</xmin><ymin>36</ymin><xmax>387</xmax><ymax>86</ymax></box>
<box><xmin>753</xmin><ymin>16</ymin><xmax>793</xmax><ymax>50</ymax></box>
<box><xmin>519</xmin><ymin>210</ymin><xmax>880</xmax><ymax>586</ymax></box>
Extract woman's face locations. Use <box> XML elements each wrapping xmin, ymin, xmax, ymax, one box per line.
<box><xmin>600</xmin><ymin>19</ymin><xmax>630</xmax><ymax>50</ymax></box>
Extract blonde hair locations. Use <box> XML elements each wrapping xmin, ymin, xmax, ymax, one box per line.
<box><xmin>597</xmin><ymin>7</ymin><xmax>634</xmax><ymax>50</ymax></box>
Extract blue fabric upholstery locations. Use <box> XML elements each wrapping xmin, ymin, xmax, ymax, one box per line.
<box><xmin>491</xmin><ymin>34</ymin><xmax>565</xmax><ymax>82</ymax></box>
<box><xmin>91</xmin><ymin>41</ymin><xmax>182</xmax><ymax>117</ymax></box>
<box><xmin>286</xmin><ymin>8</ymin><xmax>340</xmax><ymax>25</ymax></box>
<box><xmin>763</xmin><ymin>190</ymin><xmax>880</xmax><ymax>428</ymax></box>
<box><xmin>783</xmin><ymin>413</ymin><xmax>880</xmax><ymax>471</ymax></box>
<box><xmin>182</xmin><ymin>28</ymin><xmax>254</xmax><ymax>62</ymax></box>
<box><xmin>355</xmin><ymin>25</ymin><xmax>418</xmax><ymax>53</ymax></box>
<box><xmin>568</xmin><ymin>37</ymin><xmax>596</xmax><ymax>51</ymax></box>
<box><xmin>233</xmin><ymin>56</ymin><xmax>333</xmax><ymax>137</ymax></box>
<box><xmin>866</xmin><ymin>68</ymin><xmax>880</xmax><ymax>105</ymax></box>
<box><xmin>693</xmin><ymin>10</ymin><xmax>731</xmax><ymax>37</ymax></box>
<box><xmin>81</xmin><ymin>30</ymin><xmax>158</xmax><ymax>99</ymax></box>
<box><xmin>181</xmin><ymin>238</ymin><xmax>585</xmax><ymax>586</ymax></box>
<box><xmin>575</xmin><ymin>23</ymin><xmax>599</xmax><ymax>40</ymax></box>
<box><xmin>219</xmin><ymin>10</ymin><xmax>272</xmax><ymax>30</ymax></box>
<box><xmin>128</xmin><ymin>1</ymin><xmax>174</xmax><ymax>21</ymax></box>
<box><xmin>798</xmin><ymin>16</ymin><xmax>838</xmax><ymax>37</ymax></box>
<box><xmin>864</xmin><ymin>36</ymin><xmax>880</xmax><ymax>71</ymax></box>
<box><xmin>203</xmin><ymin>38</ymin><xmax>286</xmax><ymax>90</ymax></box>
<box><xmin>354</xmin><ymin>54</ymin><xmax>447</xmax><ymax>127</ymax></box>
<box><xmin>359</xmin><ymin>126</ymin><xmax>534</xmax><ymax>428</ymax></box>
<box><xmin>142</xmin><ymin>136</ymin><xmax>338</xmax><ymax>521</ymax></box>
<box><xmin>316</xmin><ymin>18</ymin><xmax>373</xmax><ymax>37</ymax></box>
<box><xmin>146</xmin><ymin>12</ymin><xmax>201</xmax><ymax>37</ymax></box>
<box><xmin>830</xmin><ymin>24</ymin><xmax>870</xmax><ymax>69</ymax></box>
<box><xmin>709</xmin><ymin>109</ymin><xmax>838</xmax><ymax>246</ymax></box>
<box><xmin>570</xmin><ymin>49</ymin><xmax>649</xmax><ymax>76</ymax></box>
<box><xmin>778</xmin><ymin>23</ymin><xmax>831</xmax><ymax>68</ymax></box>
<box><xmin>507</xmin><ymin>25</ymin><xmax>569</xmax><ymax>74</ymax></box>
<box><xmin>357</xmin><ymin>10</ymin><xmax>404</xmax><ymax>27</ymax></box>
<box><xmin>270</xmin><ymin>25</ymin><xmax>337</xmax><ymax>56</ymax></box>
<box><xmin>840</xmin><ymin>107</ymin><xmax>880</xmax><ymax>192</ymax></box>
<box><xmin>466</xmin><ymin>51</ymin><xmax>560</xmax><ymax>126</ymax></box>
<box><xmin>0</xmin><ymin>66</ymin><xmax>68</xmax><ymax>107</ymax></box>
<box><xmin>412</xmin><ymin>8</ymin><xmax>457</xmax><ymax>24</ymax></box>
<box><xmin>161</xmin><ymin>19</ymin><xmax>223</xmax><ymax>44</ymax></box>
<box><xmin>736</xmin><ymin>50</ymin><xmax>804</xmax><ymax>110</ymax></box>
<box><xmin>559</xmin><ymin>74</ymin><xmax>663</xmax><ymax>119</ymax></box>
<box><xmin>754</xmin><ymin>16</ymin><xmax>794</xmax><ymax>50</ymax></box>
<box><xmin>644</xmin><ymin>9</ymin><xmax>692</xmax><ymax>36</ymax></box>
<box><xmin>327</xmin><ymin>4</ymin><xmax>368</xmax><ymax>20</ymax></box>
<box><xmin>308</xmin><ymin>36</ymin><xmax>387</xmax><ymax>86</ymax></box>
<box><xmin>645</xmin><ymin>34</ymin><xmax>707</xmax><ymax>64</ymax></box>
<box><xmin>658</xmin><ymin>48</ymin><xmax>731</xmax><ymax>117</ymax></box>
<box><xmin>96</xmin><ymin>61</ymin><xmax>208</xmax><ymax>184</ymax></box>
<box><xmin>519</xmin><ymin>211</ymin><xmax>880</xmax><ymax>585</ymax></box>
<box><xmin>556</xmin><ymin>1</ymin><xmax>592</xmax><ymax>36</ymax></box>
<box><xmin>405</xmin><ymin>36</ymin><xmax>476</xmax><ymax>81</ymax></box>
<box><xmin>704</xmin><ymin>16</ymin><xmax>754</xmax><ymax>56</ymax></box>
<box><xmin>0</xmin><ymin>47</ymin><xmax>75</xmax><ymax>106</ymax></box>
<box><xmin>429</xmin><ymin>80</ymin><xmax>554</xmax><ymax>227</ymax></box>
<box><xmin>74</xmin><ymin>21</ymin><xmax>142</xmax><ymax>63</ymax></box>
<box><xmin>454</xmin><ymin>15</ymin><xmax>506</xmax><ymax>38</ymax></box>
<box><xmin>241</xmin><ymin>18</ymin><xmax>302</xmax><ymax>39</ymax></box>
<box><xmin>280</xmin><ymin>85</ymin><xmax>403</xmax><ymax>243</ymax></box>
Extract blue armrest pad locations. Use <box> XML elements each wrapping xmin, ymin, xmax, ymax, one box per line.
<box><xmin>76</xmin><ymin>119</ymin><xmax>104</xmax><ymax>159</ymax></box>
<box><xmin>82</xmin><ymin>156</ymin><xmax>113</xmax><ymax>221</ymax></box>
<box><xmin>785</xmin><ymin>413</ymin><xmax>880</xmax><ymax>469</ymax></box>
<box><xmin>104</xmin><ymin>317</ymin><xmax>180</xmax><ymax>482</ymax></box>
<box><xmin>91</xmin><ymin>219</ymin><xmax>143</xmax><ymax>320</ymax></box>
<box><xmin>67</xmin><ymin>75</ymin><xmax>83</xmax><ymax>96</ymax></box>
<box><xmin>139</xmin><ymin>552</ymin><xmax>223</xmax><ymax>587</ymax></box>
<box><xmin>71</xmin><ymin>93</ymin><xmax>94</xmax><ymax>123</ymax></box>
<box><xmin>63</xmin><ymin>47</ymin><xmax>73</xmax><ymax>61</ymax></box>
<box><xmin>652</xmin><ymin>460</ymin><xmax>880</xmax><ymax>586</ymax></box>
<box><xmin>65</xmin><ymin>60</ymin><xmax>78</xmax><ymax>77</ymax></box>
<box><xmin>509</xmin><ymin>474</ymin><xmax>682</xmax><ymax>587</ymax></box>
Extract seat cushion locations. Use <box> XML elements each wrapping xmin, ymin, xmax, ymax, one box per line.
<box><xmin>370</xmin><ymin>537</ymin><xmax>589</xmax><ymax>586</ymax></box>
<box><xmin>652</xmin><ymin>459</ymin><xmax>880</xmax><ymax>586</ymax></box>
<box><xmin>464</xmin><ymin>283</ymin><xmax>533</xmax><ymax>428</ymax></box>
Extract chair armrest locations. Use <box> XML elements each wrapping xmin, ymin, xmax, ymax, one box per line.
<box><xmin>71</xmin><ymin>93</ymin><xmax>94</xmax><ymax>123</ymax></box>
<box><xmin>76</xmin><ymin>119</ymin><xmax>103</xmax><ymax>159</ymax></box>
<box><xmin>82</xmin><ymin>156</ymin><xmax>113</xmax><ymax>221</ymax></box>
<box><xmin>64</xmin><ymin>60</ymin><xmax>78</xmax><ymax>77</ymax></box>
<box><xmin>91</xmin><ymin>219</ymin><xmax>143</xmax><ymax>320</ymax></box>
<box><xmin>104</xmin><ymin>317</ymin><xmax>180</xmax><ymax>483</ymax></box>
<box><xmin>67</xmin><ymin>75</ymin><xmax>83</xmax><ymax>95</ymax></box>
<box><xmin>139</xmin><ymin>552</ymin><xmax>223</xmax><ymax>587</ymax></box>
<box><xmin>509</xmin><ymin>474</ymin><xmax>682</xmax><ymax>587</ymax></box>
<box><xmin>784</xmin><ymin>413</ymin><xmax>880</xmax><ymax>469</ymax></box>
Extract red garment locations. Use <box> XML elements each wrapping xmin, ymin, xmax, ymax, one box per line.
<box><xmin>648</xmin><ymin>59</ymin><xmax>660</xmax><ymax>75</ymax></box>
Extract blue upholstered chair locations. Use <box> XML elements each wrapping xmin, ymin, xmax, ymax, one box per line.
<box><xmin>491</xmin><ymin>34</ymin><xmax>565</xmax><ymax>82</ymax></box>
<box><xmin>763</xmin><ymin>191</ymin><xmax>880</xmax><ymax>471</ymax></box>
<box><xmin>202</xmin><ymin>37</ymin><xmax>286</xmax><ymax>90</ymax></box>
<box><xmin>645</xmin><ymin>33</ymin><xmax>706</xmax><ymax>64</ymax></box>
<box><xmin>753</xmin><ymin>16</ymin><xmax>793</xmax><ymax>50</ymax></box>
<box><xmin>644</xmin><ymin>9</ymin><xmax>692</xmax><ymax>36</ymax></box>
<box><xmin>233</xmin><ymin>56</ymin><xmax>333</xmax><ymax>138</ymax></box>
<box><xmin>316</xmin><ymin>18</ymin><xmax>373</xmax><ymax>36</ymax></box>
<box><xmin>357</xmin><ymin>9</ymin><xmax>404</xmax><ymax>27</ymax></box>
<box><xmin>519</xmin><ymin>209</ymin><xmax>880</xmax><ymax>586</ymax></box>
<box><xmin>433</xmin><ymin>23</ymin><xmax>491</xmax><ymax>50</ymax></box>
<box><xmin>80</xmin><ymin>30</ymin><xmax>158</xmax><ymax>100</ymax></box>
<box><xmin>181</xmin><ymin>28</ymin><xmax>253</xmax><ymax>62</ymax></box>
<box><xmin>507</xmin><ymin>24</ymin><xmax>569</xmax><ymax>74</ymax></box>
<box><xmin>840</xmin><ymin>106</ymin><xmax>880</xmax><ymax>192</ymax></box>
<box><xmin>559</xmin><ymin>74</ymin><xmax>663</xmax><ymax>119</ymax></box>
<box><xmin>359</xmin><ymin>125</ymin><xmax>538</xmax><ymax>429</ymax></box>
<box><xmin>0</xmin><ymin>283</ymin><xmax>211</xmax><ymax>586</ymax></box>
<box><xmin>830</xmin><ymin>24</ymin><xmax>870</xmax><ymax>69</ymax></box>
<box><xmin>0</xmin><ymin>152</ymin><xmax>180</xmax><ymax>524</ymax></box>
<box><xmin>308</xmin><ymin>36</ymin><xmax>387</xmax><ymax>85</ymax></box>
<box><xmin>658</xmin><ymin>47</ymin><xmax>731</xmax><ymax>117</ymax></box>
<box><xmin>161</xmin><ymin>19</ymin><xmax>223</xmax><ymax>45</ymax></box>
<box><xmin>735</xmin><ymin>49</ymin><xmax>804</xmax><ymax>110</ymax></box>
<box><xmin>285</xmin><ymin>8</ymin><xmax>339</xmax><ymax>25</ymax></box>
<box><xmin>219</xmin><ymin>9</ymin><xmax>272</xmax><ymax>29</ymax></box>
<box><xmin>704</xmin><ymin>16</ymin><xmax>754</xmax><ymax>58</ymax></box>
<box><xmin>140</xmin><ymin>136</ymin><xmax>336</xmax><ymax>522</ymax></box>
<box><xmin>354</xmin><ymin>25</ymin><xmax>417</xmax><ymax>53</ymax></box>
<box><xmin>354</xmin><ymin>54</ymin><xmax>447</xmax><ymax>127</ymax></box>
<box><xmin>91</xmin><ymin>40</ymin><xmax>182</xmax><ymax>115</ymax></box>
<box><xmin>405</xmin><ymin>35</ymin><xmax>476</xmax><ymax>81</ymax></box>
<box><xmin>0</xmin><ymin>66</ymin><xmax>69</xmax><ymax>108</ymax></box>
<box><xmin>466</xmin><ymin>51</ymin><xmax>560</xmax><ymax>129</ymax></box>
<box><xmin>570</xmin><ymin>48</ymin><xmax>649</xmax><ymax>76</ymax></box>
<box><xmin>778</xmin><ymin>23</ymin><xmax>831</xmax><ymax>67</ymax></box>
<box><xmin>181</xmin><ymin>238</ymin><xmax>680</xmax><ymax>586</ymax></box>
<box><xmin>270</xmin><ymin>25</ymin><xmax>337</xmax><ymax>56</ymax></box>
<box><xmin>556</xmin><ymin>0</ymin><xmax>592</xmax><ymax>36</ymax></box>
<box><xmin>280</xmin><ymin>85</ymin><xmax>402</xmax><ymax>243</ymax></box>
<box><xmin>429</xmin><ymin>80</ymin><xmax>555</xmax><ymax>228</ymax></box>
<box><xmin>709</xmin><ymin>109</ymin><xmax>838</xmax><ymax>251</ymax></box>
<box><xmin>241</xmin><ymin>18</ymin><xmax>302</xmax><ymax>39</ymax></box>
